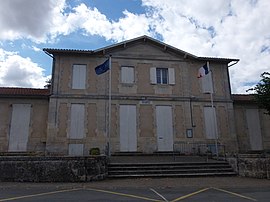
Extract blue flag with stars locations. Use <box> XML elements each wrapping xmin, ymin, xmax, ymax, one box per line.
<box><xmin>95</xmin><ymin>59</ymin><xmax>110</xmax><ymax>75</ymax></box>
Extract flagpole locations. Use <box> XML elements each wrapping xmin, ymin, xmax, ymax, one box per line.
<box><xmin>207</xmin><ymin>61</ymin><xmax>219</xmax><ymax>158</ymax></box>
<box><xmin>108</xmin><ymin>56</ymin><xmax>112</xmax><ymax>157</ymax></box>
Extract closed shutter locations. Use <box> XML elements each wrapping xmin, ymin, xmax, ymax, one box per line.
<box><xmin>120</xmin><ymin>105</ymin><xmax>137</xmax><ymax>152</ymax></box>
<box><xmin>72</xmin><ymin>64</ymin><xmax>86</xmax><ymax>89</ymax></box>
<box><xmin>201</xmin><ymin>72</ymin><xmax>213</xmax><ymax>93</ymax></box>
<box><xmin>203</xmin><ymin>107</ymin><xmax>217</xmax><ymax>139</ymax></box>
<box><xmin>168</xmin><ymin>68</ymin><xmax>175</xmax><ymax>85</ymax></box>
<box><xmin>246</xmin><ymin>109</ymin><xmax>263</xmax><ymax>150</ymax></box>
<box><xmin>8</xmin><ymin>104</ymin><xmax>31</xmax><ymax>151</ymax></box>
<box><xmin>150</xmin><ymin>67</ymin><xmax>156</xmax><ymax>84</ymax></box>
<box><xmin>70</xmin><ymin>104</ymin><xmax>85</xmax><ymax>139</ymax></box>
<box><xmin>121</xmin><ymin>66</ymin><xmax>134</xmax><ymax>83</ymax></box>
<box><xmin>68</xmin><ymin>144</ymin><xmax>84</xmax><ymax>156</ymax></box>
<box><xmin>156</xmin><ymin>106</ymin><xmax>174</xmax><ymax>151</ymax></box>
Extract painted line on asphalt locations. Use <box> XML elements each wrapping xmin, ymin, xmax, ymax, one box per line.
<box><xmin>150</xmin><ymin>188</ymin><xmax>169</xmax><ymax>202</ymax></box>
<box><xmin>86</xmin><ymin>187</ymin><xmax>163</xmax><ymax>202</ymax></box>
<box><xmin>212</xmin><ymin>187</ymin><xmax>257</xmax><ymax>201</ymax></box>
<box><xmin>0</xmin><ymin>188</ymin><xmax>83</xmax><ymax>202</ymax></box>
<box><xmin>171</xmin><ymin>187</ymin><xmax>211</xmax><ymax>202</ymax></box>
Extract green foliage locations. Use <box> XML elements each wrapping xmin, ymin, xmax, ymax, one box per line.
<box><xmin>89</xmin><ymin>148</ymin><xmax>100</xmax><ymax>155</ymax></box>
<box><xmin>248</xmin><ymin>72</ymin><xmax>270</xmax><ymax>115</ymax></box>
<box><xmin>44</xmin><ymin>78</ymin><xmax>52</xmax><ymax>89</ymax></box>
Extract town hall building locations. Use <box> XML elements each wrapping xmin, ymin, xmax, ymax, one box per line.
<box><xmin>0</xmin><ymin>36</ymin><xmax>269</xmax><ymax>156</ymax></box>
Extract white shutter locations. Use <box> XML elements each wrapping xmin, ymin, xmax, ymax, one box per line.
<box><xmin>201</xmin><ymin>72</ymin><xmax>213</xmax><ymax>93</ymax></box>
<box><xmin>70</xmin><ymin>104</ymin><xmax>85</xmax><ymax>139</ymax></box>
<box><xmin>156</xmin><ymin>106</ymin><xmax>173</xmax><ymax>151</ymax></box>
<box><xmin>204</xmin><ymin>107</ymin><xmax>217</xmax><ymax>139</ymax></box>
<box><xmin>68</xmin><ymin>144</ymin><xmax>84</xmax><ymax>156</ymax></box>
<box><xmin>246</xmin><ymin>109</ymin><xmax>263</xmax><ymax>150</ymax></box>
<box><xmin>168</xmin><ymin>68</ymin><xmax>175</xmax><ymax>85</ymax></box>
<box><xmin>120</xmin><ymin>105</ymin><xmax>137</xmax><ymax>152</ymax></box>
<box><xmin>150</xmin><ymin>67</ymin><xmax>156</xmax><ymax>84</ymax></box>
<box><xmin>121</xmin><ymin>66</ymin><xmax>134</xmax><ymax>83</ymax></box>
<box><xmin>8</xmin><ymin>104</ymin><xmax>31</xmax><ymax>151</ymax></box>
<box><xmin>72</xmin><ymin>65</ymin><xmax>86</xmax><ymax>89</ymax></box>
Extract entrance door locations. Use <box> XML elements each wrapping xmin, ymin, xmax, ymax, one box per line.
<box><xmin>156</xmin><ymin>106</ymin><xmax>173</xmax><ymax>151</ymax></box>
<box><xmin>8</xmin><ymin>104</ymin><xmax>31</xmax><ymax>151</ymax></box>
<box><xmin>246</xmin><ymin>109</ymin><xmax>263</xmax><ymax>150</ymax></box>
<box><xmin>120</xmin><ymin>105</ymin><xmax>137</xmax><ymax>152</ymax></box>
<box><xmin>203</xmin><ymin>107</ymin><xmax>218</xmax><ymax>139</ymax></box>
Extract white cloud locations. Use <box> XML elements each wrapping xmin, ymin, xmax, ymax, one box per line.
<box><xmin>51</xmin><ymin>3</ymin><xmax>153</xmax><ymax>42</ymax></box>
<box><xmin>0</xmin><ymin>49</ymin><xmax>48</xmax><ymax>88</ymax></box>
<box><xmin>31</xmin><ymin>46</ymin><xmax>42</xmax><ymax>52</ymax></box>
<box><xmin>141</xmin><ymin>0</ymin><xmax>270</xmax><ymax>93</ymax></box>
<box><xmin>0</xmin><ymin>0</ymin><xmax>66</xmax><ymax>42</ymax></box>
<box><xmin>0</xmin><ymin>0</ymin><xmax>269</xmax><ymax>93</ymax></box>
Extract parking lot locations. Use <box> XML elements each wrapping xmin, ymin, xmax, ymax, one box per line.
<box><xmin>1</xmin><ymin>177</ymin><xmax>270</xmax><ymax>201</ymax></box>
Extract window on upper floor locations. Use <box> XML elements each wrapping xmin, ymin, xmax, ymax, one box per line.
<box><xmin>150</xmin><ymin>67</ymin><xmax>175</xmax><ymax>85</ymax></box>
<box><xmin>156</xmin><ymin>68</ymin><xmax>168</xmax><ymax>84</ymax></box>
<box><xmin>121</xmin><ymin>66</ymin><xmax>134</xmax><ymax>84</ymax></box>
<box><xmin>72</xmin><ymin>64</ymin><xmax>86</xmax><ymax>89</ymax></box>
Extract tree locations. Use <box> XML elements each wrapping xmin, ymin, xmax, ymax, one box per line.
<box><xmin>248</xmin><ymin>72</ymin><xmax>270</xmax><ymax>115</ymax></box>
<box><xmin>44</xmin><ymin>78</ymin><xmax>52</xmax><ymax>89</ymax></box>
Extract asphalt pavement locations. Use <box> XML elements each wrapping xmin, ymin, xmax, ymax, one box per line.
<box><xmin>0</xmin><ymin>177</ymin><xmax>270</xmax><ymax>201</ymax></box>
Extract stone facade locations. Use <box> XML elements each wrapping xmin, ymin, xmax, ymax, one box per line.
<box><xmin>0</xmin><ymin>36</ymin><xmax>269</xmax><ymax>156</ymax></box>
<box><xmin>233</xmin><ymin>95</ymin><xmax>270</xmax><ymax>152</ymax></box>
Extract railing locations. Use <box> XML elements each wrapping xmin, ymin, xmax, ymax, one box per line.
<box><xmin>173</xmin><ymin>141</ymin><xmax>226</xmax><ymax>158</ymax></box>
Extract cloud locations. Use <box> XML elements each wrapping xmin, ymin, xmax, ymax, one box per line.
<box><xmin>0</xmin><ymin>0</ymin><xmax>269</xmax><ymax>93</ymax></box>
<box><xmin>52</xmin><ymin>3</ymin><xmax>153</xmax><ymax>42</ymax></box>
<box><xmin>0</xmin><ymin>0</ymin><xmax>66</xmax><ymax>42</ymax></box>
<box><xmin>141</xmin><ymin>0</ymin><xmax>270</xmax><ymax>93</ymax></box>
<box><xmin>0</xmin><ymin>49</ymin><xmax>48</xmax><ymax>88</ymax></box>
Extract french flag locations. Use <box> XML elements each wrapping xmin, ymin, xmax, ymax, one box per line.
<box><xmin>197</xmin><ymin>63</ymin><xmax>209</xmax><ymax>78</ymax></box>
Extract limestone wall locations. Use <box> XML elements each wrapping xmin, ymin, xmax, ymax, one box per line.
<box><xmin>0</xmin><ymin>156</ymin><xmax>107</xmax><ymax>182</ymax></box>
<box><xmin>228</xmin><ymin>154</ymin><xmax>270</xmax><ymax>179</ymax></box>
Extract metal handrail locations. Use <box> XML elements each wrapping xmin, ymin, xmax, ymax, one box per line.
<box><xmin>173</xmin><ymin>141</ymin><xmax>226</xmax><ymax>161</ymax></box>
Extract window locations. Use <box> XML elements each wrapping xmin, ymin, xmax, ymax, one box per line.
<box><xmin>156</xmin><ymin>68</ymin><xmax>168</xmax><ymax>84</ymax></box>
<box><xmin>150</xmin><ymin>67</ymin><xmax>175</xmax><ymax>85</ymax></box>
<box><xmin>72</xmin><ymin>64</ymin><xmax>86</xmax><ymax>89</ymax></box>
<box><xmin>121</xmin><ymin>66</ymin><xmax>134</xmax><ymax>84</ymax></box>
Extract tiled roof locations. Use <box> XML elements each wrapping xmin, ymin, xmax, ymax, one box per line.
<box><xmin>232</xmin><ymin>94</ymin><xmax>255</xmax><ymax>102</ymax></box>
<box><xmin>0</xmin><ymin>87</ymin><xmax>50</xmax><ymax>97</ymax></box>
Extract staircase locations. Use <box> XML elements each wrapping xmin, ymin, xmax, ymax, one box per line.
<box><xmin>108</xmin><ymin>155</ymin><xmax>236</xmax><ymax>178</ymax></box>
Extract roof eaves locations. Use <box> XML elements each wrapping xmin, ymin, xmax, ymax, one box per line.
<box><xmin>0</xmin><ymin>87</ymin><xmax>50</xmax><ymax>98</ymax></box>
<box><xmin>198</xmin><ymin>56</ymin><xmax>240</xmax><ymax>63</ymax></box>
<box><xmin>232</xmin><ymin>94</ymin><xmax>255</xmax><ymax>102</ymax></box>
<box><xmin>43</xmin><ymin>36</ymin><xmax>240</xmax><ymax>63</ymax></box>
<box><xmin>43</xmin><ymin>48</ymin><xmax>94</xmax><ymax>55</ymax></box>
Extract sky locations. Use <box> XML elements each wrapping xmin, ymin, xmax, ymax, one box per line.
<box><xmin>0</xmin><ymin>0</ymin><xmax>270</xmax><ymax>94</ymax></box>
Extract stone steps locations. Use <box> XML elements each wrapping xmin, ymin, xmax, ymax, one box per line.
<box><xmin>0</xmin><ymin>151</ymin><xmax>45</xmax><ymax>156</ymax></box>
<box><xmin>108</xmin><ymin>161</ymin><xmax>236</xmax><ymax>178</ymax></box>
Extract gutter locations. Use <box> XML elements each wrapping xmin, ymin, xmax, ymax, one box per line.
<box><xmin>228</xmin><ymin>60</ymin><xmax>239</xmax><ymax>67</ymax></box>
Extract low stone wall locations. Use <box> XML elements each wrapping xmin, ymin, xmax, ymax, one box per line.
<box><xmin>0</xmin><ymin>156</ymin><xmax>108</xmax><ymax>182</ymax></box>
<box><xmin>227</xmin><ymin>154</ymin><xmax>270</xmax><ymax>179</ymax></box>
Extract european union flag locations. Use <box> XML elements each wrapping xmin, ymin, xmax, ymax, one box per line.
<box><xmin>95</xmin><ymin>59</ymin><xmax>110</xmax><ymax>75</ymax></box>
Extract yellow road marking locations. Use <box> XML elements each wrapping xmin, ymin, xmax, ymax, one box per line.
<box><xmin>171</xmin><ymin>187</ymin><xmax>210</xmax><ymax>202</ymax></box>
<box><xmin>212</xmin><ymin>187</ymin><xmax>257</xmax><ymax>201</ymax></box>
<box><xmin>86</xmin><ymin>187</ymin><xmax>163</xmax><ymax>202</ymax></box>
<box><xmin>0</xmin><ymin>188</ymin><xmax>82</xmax><ymax>202</ymax></box>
